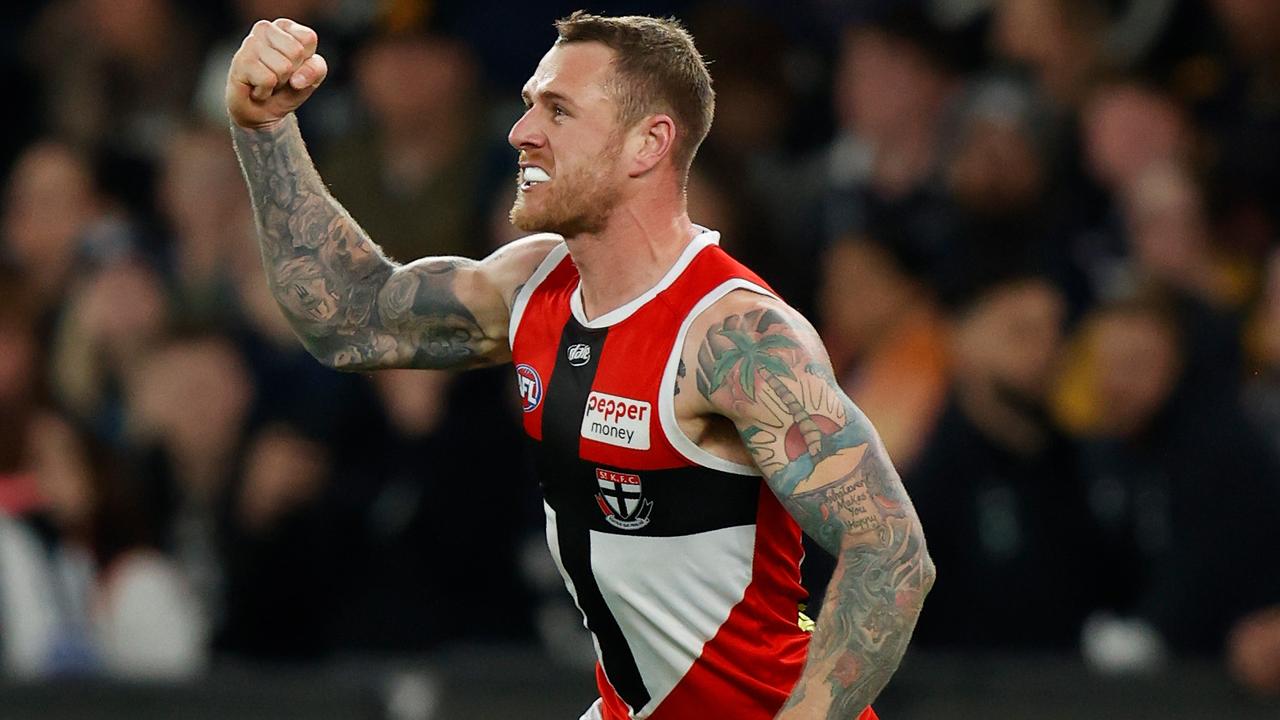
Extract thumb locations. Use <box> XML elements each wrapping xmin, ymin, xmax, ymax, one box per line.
<box><xmin>288</xmin><ymin>53</ymin><xmax>328</xmax><ymax>90</ymax></box>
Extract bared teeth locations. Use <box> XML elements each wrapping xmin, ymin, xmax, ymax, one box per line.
<box><xmin>523</xmin><ymin>167</ymin><xmax>551</xmax><ymax>183</ymax></box>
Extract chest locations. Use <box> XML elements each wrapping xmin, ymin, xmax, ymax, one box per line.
<box><xmin>516</xmin><ymin>308</ymin><xmax>687</xmax><ymax>469</ymax></box>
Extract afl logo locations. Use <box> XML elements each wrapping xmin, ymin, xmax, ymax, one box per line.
<box><xmin>515</xmin><ymin>364</ymin><xmax>543</xmax><ymax>413</ymax></box>
<box><xmin>567</xmin><ymin>343</ymin><xmax>591</xmax><ymax>367</ymax></box>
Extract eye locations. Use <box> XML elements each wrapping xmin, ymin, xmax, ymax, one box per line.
<box><xmin>553</xmin><ymin>104</ymin><xmax>568</xmax><ymax>118</ymax></box>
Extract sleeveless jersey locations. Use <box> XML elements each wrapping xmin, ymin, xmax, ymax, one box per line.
<box><xmin>509</xmin><ymin>229</ymin><xmax>877</xmax><ymax>720</ymax></box>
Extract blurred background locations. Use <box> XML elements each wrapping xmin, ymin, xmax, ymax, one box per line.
<box><xmin>2</xmin><ymin>0</ymin><xmax>1280</xmax><ymax>717</ymax></box>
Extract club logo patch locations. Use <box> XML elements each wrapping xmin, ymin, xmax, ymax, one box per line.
<box><xmin>567</xmin><ymin>343</ymin><xmax>591</xmax><ymax>367</ymax></box>
<box><xmin>595</xmin><ymin>468</ymin><xmax>653</xmax><ymax>530</ymax></box>
<box><xmin>581</xmin><ymin>392</ymin><xmax>651</xmax><ymax>449</ymax></box>
<box><xmin>515</xmin><ymin>364</ymin><xmax>543</xmax><ymax>413</ymax></box>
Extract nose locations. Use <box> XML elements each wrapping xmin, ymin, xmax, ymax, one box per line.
<box><xmin>508</xmin><ymin>107</ymin><xmax>545</xmax><ymax>151</ymax></box>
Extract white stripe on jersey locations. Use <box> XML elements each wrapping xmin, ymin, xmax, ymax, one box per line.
<box><xmin>509</xmin><ymin>239</ymin><xmax>570</xmax><ymax>350</ymax></box>
<box><xmin>568</xmin><ymin>228</ymin><xmax>721</xmax><ymax>329</ymax></box>
<box><xmin>590</xmin><ymin>525</ymin><xmax>757</xmax><ymax>718</ymax></box>
<box><xmin>657</xmin><ymin>278</ymin><xmax>776</xmax><ymax>476</ymax></box>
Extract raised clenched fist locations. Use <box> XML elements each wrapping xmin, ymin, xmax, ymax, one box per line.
<box><xmin>225</xmin><ymin>18</ymin><xmax>328</xmax><ymax>130</ymax></box>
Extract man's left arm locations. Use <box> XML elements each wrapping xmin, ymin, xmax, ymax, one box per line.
<box><xmin>691</xmin><ymin>292</ymin><xmax>935</xmax><ymax>720</ymax></box>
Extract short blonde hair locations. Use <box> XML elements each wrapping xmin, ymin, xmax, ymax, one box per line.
<box><xmin>554</xmin><ymin>11</ymin><xmax>715</xmax><ymax>184</ymax></box>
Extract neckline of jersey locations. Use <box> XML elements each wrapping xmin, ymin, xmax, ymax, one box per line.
<box><xmin>569</xmin><ymin>227</ymin><xmax>721</xmax><ymax>329</ymax></box>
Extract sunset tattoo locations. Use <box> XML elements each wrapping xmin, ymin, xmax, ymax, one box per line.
<box><xmin>694</xmin><ymin>305</ymin><xmax>934</xmax><ymax>719</ymax></box>
<box><xmin>232</xmin><ymin>115</ymin><xmax>502</xmax><ymax>370</ymax></box>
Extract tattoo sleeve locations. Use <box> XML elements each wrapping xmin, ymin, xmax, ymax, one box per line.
<box><xmin>696</xmin><ymin>305</ymin><xmax>935</xmax><ymax>719</ymax></box>
<box><xmin>231</xmin><ymin>115</ymin><xmax>502</xmax><ymax>370</ymax></box>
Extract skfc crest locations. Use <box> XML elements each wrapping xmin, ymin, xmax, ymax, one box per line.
<box><xmin>515</xmin><ymin>364</ymin><xmax>543</xmax><ymax>413</ymax></box>
<box><xmin>594</xmin><ymin>468</ymin><xmax>653</xmax><ymax>530</ymax></box>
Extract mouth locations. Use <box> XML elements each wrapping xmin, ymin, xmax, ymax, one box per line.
<box><xmin>519</xmin><ymin>165</ymin><xmax>552</xmax><ymax>191</ymax></box>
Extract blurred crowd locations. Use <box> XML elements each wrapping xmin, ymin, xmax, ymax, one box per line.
<box><xmin>2</xmin><ymin>0</ymin><xmax>1280</xmax><ymax>699</ymax></box>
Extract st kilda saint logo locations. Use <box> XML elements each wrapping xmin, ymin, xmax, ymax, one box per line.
<box><xmin>595</xmin><ymin>468</ymin><xmax>653</xmax><ymax>530</ymax></box>
<box><xmin>567</xmin><ymin>343</ymin><xmax>591</xmax><ymax>367</ymax></box>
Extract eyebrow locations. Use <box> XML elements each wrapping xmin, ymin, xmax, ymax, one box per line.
<box><xmin>521</xmin><ymin>87</ymin><xmax>577</xmax><ymax>109</ymax></box>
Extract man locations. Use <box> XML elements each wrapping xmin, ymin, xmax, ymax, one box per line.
<box><xmin>906</xmin><ymin>277</ymin><xmax>1094</xmax><ymax>650</ymax></box>
<box><xmin>226</xmin><ymin>13</ymin><xmax>933</xmax><ymax>720</ymax></box>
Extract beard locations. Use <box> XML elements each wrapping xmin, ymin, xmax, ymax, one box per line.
<box><xmin>509</xmin><ymin>144</ymin><xmax>623</xmax><ymax>237</ymax></box>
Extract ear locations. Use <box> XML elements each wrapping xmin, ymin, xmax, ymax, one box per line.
<box><xmin>626</xmin><ymin>114</ymin><xmax>676</xmax><ymax>178</ymax></box>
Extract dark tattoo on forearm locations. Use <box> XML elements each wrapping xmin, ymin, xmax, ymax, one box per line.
<box><xmin>696</xmin><ymin>307</ymin><xmax>934</xmax><ymax>719</ymax></box>
<box><xmin>231</xmin><ymin>115</ymin><xmax>494</xmax><ymax>370</ymax></box>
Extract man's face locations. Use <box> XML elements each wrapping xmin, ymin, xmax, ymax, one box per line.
<box><xmin>1092</xmin><ymin>312</ymin><xmax>1180</xmax><ymax>437</ymax></box>
<box><xmin>508</xmin><ymin>42</ymin><xmax>628</xmax><ymax>237</ymax></box>
<box><xmin>955</xmin><ymin>280</ymin><xmax>1065</xmax><ymax>400</ymax></box>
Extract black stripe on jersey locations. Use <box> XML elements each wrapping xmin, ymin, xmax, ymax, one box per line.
<box><xmin>537</xmin><ymin>319</ymin><xmax>652</xmax><ymax>711</ymax></box>
<box><xmin>582</xmin><ymin>464</ymin><xmax>760</xmax><ymax>537</ymax></box>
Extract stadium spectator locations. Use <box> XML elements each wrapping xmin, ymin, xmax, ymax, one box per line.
<box><xmin>49</xmin><ymin>259</ymin><xmax>170</xmax><ymax>440</ymax></box>
<box><xmin>990</xmin><ymin>0</ymin><xmax>1111</xmax><ymax>110</ymax></box>
<box><xmin>1073</xmin><ymin>296</ymin><xmax>1280</xmax><ymax>658</ymax></box>
<box><xmin>1</xmin><ymin>140</ymin><xmax>104</xmax><ymax>325</ymax></box>
<box><xmin>123</xmin><ymin>331</ymin><xmax>254</xmax><ymax>640</ymax></box>
<box><xmin>24</xmin><ymin>0</ymin><xmax>201</xmax><ymax>162</ymax></box>
<box><xmin>157</xmin><ymin>123</ymin><xmax>252</xmax><ymax>325</ymax></box>
<box><xmin>0</xmin><ymin>405</ymin><xmax>204</xmax><ymax>679</ymax></box>
<box><xmin>320</xmin><ymin>32</ymin><xmax>487</xmax><ymax>262</ymax></box>
<box><xmin>907</xmin><ymin>276</ymin><xmax>1097</xmax><ymax>650</ymax></box>
<box><xmin>1120</xmin><ymin>161</ymin><xmax>1252</xmax><ymax>309</ymax></box>
<box><xmin>818</xmin><ymin>235</ymin><xmax>949</xmax><ymax>472</ymax></box>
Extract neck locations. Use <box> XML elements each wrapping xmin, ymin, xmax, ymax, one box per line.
<box><xmin>566</xmin><ymin>195</ymin><xmax>695</xmax><ymax>322</ymax></box>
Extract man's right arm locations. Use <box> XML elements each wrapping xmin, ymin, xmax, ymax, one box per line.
<box><xmin>227</xmin><ymin>19</ymin><xmax>552</xmax><ymax>371</ymax></box>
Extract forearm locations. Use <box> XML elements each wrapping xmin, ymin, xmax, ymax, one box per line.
<box><xmin>232</xmin><ymin>114</ymin><xmax>394</xmax><ymax>364</ymax></box>
<box><xmin>783</xmin><ymin>520</ymin><xmax>934</xmax><ymax>719</ymax></box>
<box><xmin>232</xmin><ymin>115</ymin><xmax>503</xmax><ymax>370</ymax></box>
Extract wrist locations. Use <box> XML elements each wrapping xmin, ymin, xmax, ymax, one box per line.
<box><xmin>231</xmin><ymin>113</ymin><xmax>294</xmax><ymax>135</ymax></box>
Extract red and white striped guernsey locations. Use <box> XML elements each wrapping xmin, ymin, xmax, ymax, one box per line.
<box><xmin>508</xmin><ymin>228</ymin><xmax>878</xmax><ymax>720</ymax></box>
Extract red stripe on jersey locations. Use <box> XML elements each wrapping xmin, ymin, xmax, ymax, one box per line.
<box><xmin>512</xmin><ymin>256</ymin><xmax>578</xmax><ymax>441</ymax></box>
<box><xmin>596</xmin><ymin>663</ymin><xmax>633</xmax><ymax>720</ymax></box>
<box><xmin>645</xmin><ymin>484</ymin><xmax>808</xmax><ymax>720</ymax></box>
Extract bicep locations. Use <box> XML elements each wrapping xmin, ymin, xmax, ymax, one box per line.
<box><xmin>317</xmin><ymin>257</ymin><xmax>507</xmax><ymax>371</ymax></box>
<box><xmin>690</xmin><ymin>298</ymin><xmax>918</xmax><ymax>554</ymax></box>
<box><xmin>364</xmin><ymin>256</ymin><xmax>511</xmax><ymax>369</ymax></box>
<box><xmin>329</xmin><ymin>235</ymin><xmax>560</xmax><ymax>371</ymax></box>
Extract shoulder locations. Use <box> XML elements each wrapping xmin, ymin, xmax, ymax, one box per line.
<box><xmin>682</xmin><ymin>288</ymin><xmax>833</xmax><ymax>418</ymax></box>
<box><xmin>686</xmin><ymin>289</ymin><xmax>826</xmax><ymax>362</ymax></box>
<box><xmin>482</xmin><ymin>233</ymin><xmax>566</xmax><ymax>309</ymax></box>
<box><xmin>485</xmin><ymin>233</ymin><xmax>565</xmax><ymax>279</ymax></box>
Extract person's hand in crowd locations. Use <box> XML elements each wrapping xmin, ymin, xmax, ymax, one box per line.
<box><xmin>51</xmin><ymin>262</ymin><xmax>168</xmax><ymax>419</ymax></box>
<box><xmin>73</xmin><ymin>263</ymin><xmax>168</xmax><ymax>363</ymax></box>
<box><xmin>1229</xmin><ymin>606</ymin><xmax>1280</xmax><ymax>695</ymax></box>
<box><xmin>225</xmin><ymin>18</ymin><xmax>328</xmax><ymax>130</ymax></box>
